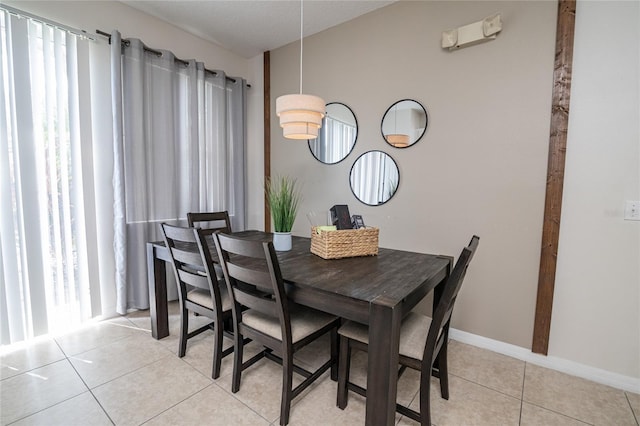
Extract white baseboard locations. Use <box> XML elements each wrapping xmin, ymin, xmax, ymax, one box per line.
<box><xmin>448</xmin><ymin>328</ymin><xmax>640</xmax><ymax>394</ymax></box>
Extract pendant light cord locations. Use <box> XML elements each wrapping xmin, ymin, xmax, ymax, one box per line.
<box><xmin>299</xmin><ymin>0</ymin><xmax>304</xmax><ymax>94</ymax></box>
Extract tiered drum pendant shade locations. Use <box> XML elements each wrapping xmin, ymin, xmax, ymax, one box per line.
<box><xmin>275</xmin><ymin>0</ymin><xmax>325</xmax><ymax>140</ymax></box>
<box><xmin>387</xmin><ymin>134</ymin><xmax>410</xmax><ymax>148</ymax></box>
<box><xmin>387</xmin><ymin>103</ymin><xmax>409</xmax><ymax>147</ymax></box>
<box><xmin>276</xmin><ymin>94</ymin><xmax>325</xmax><ymax>139</ymax></box>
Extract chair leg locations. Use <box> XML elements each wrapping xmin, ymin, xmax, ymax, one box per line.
<box><xmin>420</xmin><ymin>370</ymin><xmax>432</xmax><ymax>426</ymax></box>
<box><xmin>211</xmin><ymin>317</ymin><xmax>224</xmax><ymax>379</ymax></box>
<box><xmin>280</xmin><ymin>350</ymin><xmax>294</xmax><ymax>425</ymax></box>
<box><xmin>330</xmin><ymin>327</ymin><xmax>338</xmax><ymax>382</ymax></box>
<box><xmin>337</xmin><ymin>335</ymin><xmax>351</xmax><ymax>409</ymax></box>
<box><xmin>437</xmin><ymin>345</ymin><xmax>450</xmax><ymax>400</ymax></box>
<box><xmin>232</xmin><ymin>329</ymin><xmax>243</xmax><ymax>393</ymax></box>
<box><xmin>178</xmin><ymin>305</ymin><xmax>189</xmax><ymax>357</ymax></box>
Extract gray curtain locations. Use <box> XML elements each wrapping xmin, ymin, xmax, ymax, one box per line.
<box><xmin>110</xmin><ymin>32</ymin><xmax>247</xmax><ymax>313</ymax></box>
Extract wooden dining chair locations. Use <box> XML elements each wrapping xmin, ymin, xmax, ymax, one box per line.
<box><xmin>160</xmin><ymin>223</ymin><xmax>234</xmax><ymax>379</ymax></box>
<box><xmin>187</xmin><ymin>211</ymin><xmax>232</xmax><ymax>236</ymax></box>
<box><xmin>213</xmin><ymin>232</ymin><xmax>340</xmax><ymax>426</ymax></box>
<box><xmin>337</xmin><ymin>235</ymin><xmax>480</xmax><ymax>426</ymax></box>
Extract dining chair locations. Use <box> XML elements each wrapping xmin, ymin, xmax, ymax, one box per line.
<box><xmin>213</xmin><ymin>232</ymin><xmax>340</xmax><ymax>426</ymax></box>
<box><xmin>336</xmin><ymin>235</ymin><xmax>480</xmax><ymax>426</ymax></box>
<box><xmin>160</xmin><ymin>223</ymin><xmax>234</xmax><ymax>379</ymax></box>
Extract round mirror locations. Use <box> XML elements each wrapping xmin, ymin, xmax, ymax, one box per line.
<box><xmin>381</xmin><ymin>99</ymin><xmax>428</xmax><ymax>148</ymax></box>
<box><xmin>349</xmin><ymin>151</ymin><xmax>400</xmax><ymax>206</ymax></box>
<box><xmin>308</xmin><ymin>102</ymin><xmax>358</xmax><ymax>164</ymax></box>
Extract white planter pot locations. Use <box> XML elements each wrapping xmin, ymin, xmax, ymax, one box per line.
<box><xmin>273</xmin><ymin>232</ymin><xmax>292</xmax><ymax>251</ymax></box>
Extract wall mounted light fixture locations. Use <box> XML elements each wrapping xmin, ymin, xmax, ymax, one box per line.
<box><xmin>442</xmin><ymin>13</ymin><xmax>502</xmax><ymax>51</ymax></box>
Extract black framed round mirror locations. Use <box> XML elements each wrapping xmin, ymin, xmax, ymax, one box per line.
<box><xmin>349</xmin><ymin>150</ymin><xmax>400</xmax><ymax>206</ymax></box>
<box><xmin>308</xmin><ymin>102</ymin><xmax>358</xmax><ymax>164</ymax></box>
<box><xmin>381</xmin><ymin>99</ymin><xmax>428</xmax><ymax>148</ymax></box>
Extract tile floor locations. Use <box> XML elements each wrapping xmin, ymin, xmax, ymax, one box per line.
<box><xmin>1</xmin><ymin>302</ymin><xmax>638</xmax><ymax>426</ymax></box>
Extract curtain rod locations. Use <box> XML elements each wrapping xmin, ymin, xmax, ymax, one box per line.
<box><xmin>96</xmin><ymin>29</ymin><xmax>250</xmax><ymax>87</ymax></box>
<box><xmin>1</xmin><ymin>4</ymin><xmax>95</xmax><ymax>40</ymax></box>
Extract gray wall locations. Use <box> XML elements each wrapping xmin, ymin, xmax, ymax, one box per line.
<box><xmin>272</xmin><ymin>0</ymin><xmax>640</xmax><ymax>380</ymax></box>
<box><xmin>271</xmin><ymin>1</ymin><xmax>557</xmax><ymax>349</ymax></box>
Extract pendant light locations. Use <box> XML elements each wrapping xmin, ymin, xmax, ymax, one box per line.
<box><xmin>386</xmin><ymin>103</ymin><xmax>409</xmax><ymax>147</ymax></box>
<box><xmin>276</xmin><ymin>0</ymin><xmax>325</xmax><ymax>140</ymax></box>
<box><xmin>387</xmin><ymin>134</ymin><xmax>409</xmax><ymax>148</ymax></box>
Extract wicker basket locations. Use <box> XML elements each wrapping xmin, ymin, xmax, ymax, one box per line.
<box><xmin>310</xmin><ymin>226</ymin><xmax>379</xmax><ymax>259</ymax></box>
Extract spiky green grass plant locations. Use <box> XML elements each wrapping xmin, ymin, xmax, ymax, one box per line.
<box><xmin>266</xmin><ymin>176</ymin><xmax>301</xmax><ymax>232</ymax></box>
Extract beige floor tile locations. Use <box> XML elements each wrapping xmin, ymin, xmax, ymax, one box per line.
<box><xmin>627</xmin><ymin>391</ymin><xmax>640</xmax><ymax>421</ymax></box>
<box><xmin>173</xmin><ymin>332</ymin><xmax>231</xmax><ymax>378</ymax></box>
<box><xmin>523</xmin><ymin>363</ymin><xmax>636</xmax><ymax>426</ymax></box>
<box><xmin>92</xmin><ymin>356</ymin><xmax>211</xmax><ymax>426</ymax></box>
<box><xmin>448</xmin><ymin>340</ymin><xmax>525</xmax><ymax>398</ymax></box>
<box><xmin>179</xmin><ymin>334</ymin><xmax>264</xmax><ymax>380</ymax></box>
<box><xmin>10</xmin><ymin>391</ymin><xmax>112</xmax><ymax>426</ymax></box>
<box><xmin>151</xmin><ymin>312</ymin><xmax>214</xmax><ymax>353</ymax></box>
<box><xmin>0</xmin><ymin>338</ymin><xmax>65</xmax><ymax>380</ymax></box>
<box><xmin>216</xmin><ymin>357</ymin><xmax>315</xmax><ymax>423</ymax></box>
<box><xmin>5</xmin><ymin>314</ymin><xmax>638</xmax><ymax>426</ymax></box>
<box><xmin>520</xmin><ymin>402</ymin><xmax>590</xmax><ymax>426</ymax></box>
<box><xmin>125</xmin><ymin>300</ymin><xmax>181</xmax><ymax>333</ymax></box>
<box><xmin>0</xmin><ymin>359</ymin><xmax>88</xmax><ymax>424</ymax></box>
<box><xmin>69</xmin><ymin>332</ymin><xmax>172</xmax><ymax>388</ymax></box>
<box><xmin>344</xmin><ymin>349</ymin><xmax>420</xmax><ymax>407</ymax></box>
<box><xmin>55</xmin><ymin>316</ymin><xmax>148</xmax><ymax>356</ymax></box>
<box><xmin>286</xmin><ymin>374</ymin><xmax>403</xmax><ymax>426</ymax></box>
<box><xmin>146</xmin><ymin>383</ymin><xmax>270</xmax><ymax>425</ymax></box>
<box><xmin>398</xmin><ymin>375</ymin><xmax>521</xmax><ymax>426</ymax></box>
<box><xmin>292</xmin><ymin>332</ymin><xmax>333</xmax><ymax>371</ymax></box>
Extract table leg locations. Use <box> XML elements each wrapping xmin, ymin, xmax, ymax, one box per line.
<box><xmin>147</xmin><ymin>244</ymin><xmax>169</xmax><ymax>339</ymax></box>
<box><xmin>433</xmin><ymin>256</ymin><xmax>452</xmax><ymax>376</ymax></box>
<box><xmin>366</xmin><ymin>300</ymin><xmax>402</xmax><ymax>426</ymax></box>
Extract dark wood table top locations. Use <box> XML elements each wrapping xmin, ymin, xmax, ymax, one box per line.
<box><xmin>152</xmin><ymin>230</ymin><xmax>450</xmax><ymax>321</ymax></box>
<box><xmin>279</xmin><ymin>235</ymin><xmax>449</xmax><ymax>302</ymax></box>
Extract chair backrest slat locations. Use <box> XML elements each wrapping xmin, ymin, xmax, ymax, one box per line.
<box><xmin>163</xmin><ymin>223</ymin><xmax>199</xmax><ymax>242</ymax></box>
<box><xmin>178</xmin><ymin>269</ymin><xmax>210</xmax><ymax>291</ymax></box>
<box><xmin>187</xmin><ymin>211</ymin><xmax>232</xmax><ymax>236</ymax></box>
<box><xmin>234</xmin><ymin>289</ymin><xmax>279</xmax><ymax>317</ymax></box>
<box><xmin>226</xmin><ymin>263</ymin><xmax>273</xmax><ymax>292</ymax></box>
<box><xmin>218</xmin><ymin>235</ymin><xmax>269</xmax><ymax>259</ymax></box>
<box><xmin>171</xmin><ymin>248</ymin><xmax>204</xmax><ymax>268</ymax></box>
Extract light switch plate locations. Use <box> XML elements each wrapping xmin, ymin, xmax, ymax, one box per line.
<box><xmin>624</xmin><ymin>200</ymin><xmax>640</xmax><ymax>221</ymax></box>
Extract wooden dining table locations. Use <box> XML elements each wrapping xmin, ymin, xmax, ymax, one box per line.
<box><xmin>146</xmin><ymin>231</ymin><xmax>452</xmax><ymax>426</ymax></box>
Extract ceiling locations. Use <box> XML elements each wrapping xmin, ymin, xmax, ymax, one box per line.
<box><xmin>122</xmin><ymin>0</ymin><xmax>395</xmax><ymax>58</ymax></box>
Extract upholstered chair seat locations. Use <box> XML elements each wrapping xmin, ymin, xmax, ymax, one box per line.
<box><xmin>338</xmin><ymin>311</ymin><xmax>433</xmax><ymax>361</ymax></box>
<box><xmin>242</xmin><ymin>305</ymin><xmax>338</xmax><ymax>344</ymax></box>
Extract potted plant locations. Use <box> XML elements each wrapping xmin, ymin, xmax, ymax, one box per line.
<box><xmin>265</xmin><ymin>175</ymin><xmax>301</xmax><ymax>251</ymax></box>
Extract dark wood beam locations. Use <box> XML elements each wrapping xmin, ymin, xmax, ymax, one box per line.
<box><xmin>263</xmin><ymin>50</ymin><xmax>271</xmax><ymax>232</ymax></box>
<box><xmin>532</xmin><ymin>0</ymin><xmax>576</xmax><ymax>355</ymax></box>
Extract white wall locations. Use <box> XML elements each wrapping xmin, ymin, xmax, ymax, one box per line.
<box><xmin>5</xmin><ymin>1</ymin><xmax>248</xmax><ymax>77</ymax></box>
<box><xmin>549</xmin><ymin>0</ymin><xmax>639</xmax><ymax>378</ymax></box>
